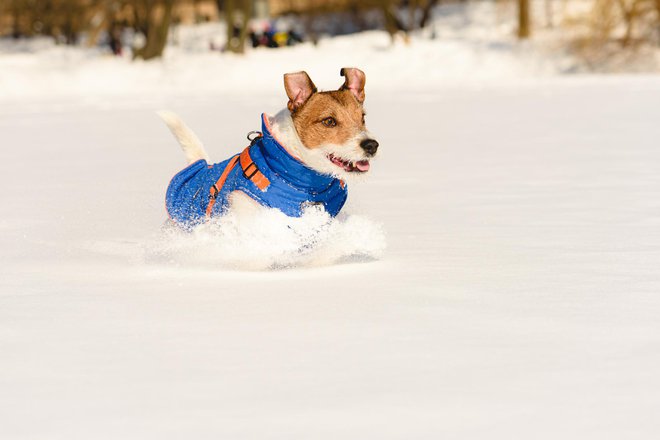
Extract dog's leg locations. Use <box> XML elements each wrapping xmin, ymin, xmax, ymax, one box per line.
<box><xmin>158</xmin><ymin>111</ymin><xmax>211</xmax><ymax>164</ymax></box>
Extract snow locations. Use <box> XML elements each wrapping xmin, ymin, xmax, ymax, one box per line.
<box><xmin>147</xmin><ymin>208</ymin><xmax>386</xmax><ymax>270</ymax></box>
<box><xmin>2</xmin><ymin>2</ymin><xmax>660</xmax><ymax>438</ymax></box>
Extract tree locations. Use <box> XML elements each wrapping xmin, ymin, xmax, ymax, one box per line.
<box><xmin>377</xmin><ymin>0</ymin><xmax>408</xmax><ymax>43</ymax></box>
<box><xmin>408</xmin><ymin>0</ymin><xmax>439</xmax><ymax>31</ymax></box>
<box><xmin>518</xmin><ymin>0</ymin><xmax>531</xmax><ymax>39</ymax></box>
<box><xmin>589</xmin><ymin>0</ymin><xmax>660</xmax><ymax>47</ymax></box>
<box><xmin>419</xmin><ymin>0</ymin><xmax>439</xmax><ymax>29</ymax></box>
<box><xmin>221</xmin><ymin>0</ymin><xmax>252</xmax><ymax>54</ymax></box>
<box><xmin>6</xmin><ymin>0</ymin><xmax>91</xmax><ymax>44</ymax></box>
<box><xmin>132</xmin><ymin>0</ymin><xmax>175</xmax><ymax>60</ymax></box>
<box><xmin>656</xmin><ymin>0</ymin><xmax>660</xmax><ymax>44</ymax></box>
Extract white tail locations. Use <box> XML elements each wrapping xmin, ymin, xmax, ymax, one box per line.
<box><xmin>157</xmin><ymin>111</ymin><xmax>211</xmax><ymax>164</ymax></box>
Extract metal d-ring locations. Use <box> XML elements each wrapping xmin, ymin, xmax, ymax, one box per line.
<box><xmin>247</xmin><ymin>130</ymin><xmax>263</xmax><ymax>146</ymax></box>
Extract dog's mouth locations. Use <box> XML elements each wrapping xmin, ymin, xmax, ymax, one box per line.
<box><xmin>327</xmin><ymin>154</ymin><xmax>370</xmax><ymax>173</ymax></box>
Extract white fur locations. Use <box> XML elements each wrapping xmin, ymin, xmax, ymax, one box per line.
<box><xmin>267</xmin><ymin>109</ymin><xmax>306</xmax><ymax>160</ymax></box>
<box><xmin>267</xmin><ymin>109</ymin><xmax>374</xmax><ymax>182</ymax></box>
<box><xmin>227</xmin><ymin>190</ymin><xmax>262</xmax><ymax>215</ymax></box>
<box><xmin>158</xmin><ymin>111</ymin><xmax>210</xmax><ymax>164</ymax></box>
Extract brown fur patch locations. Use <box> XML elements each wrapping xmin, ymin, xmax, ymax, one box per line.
<box><xmin>291</xmin><ymin>90</ymin><xmax>365</xmax><ymax>149</ymax></box>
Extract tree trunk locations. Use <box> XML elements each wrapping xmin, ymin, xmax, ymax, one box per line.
<box><xmin>133</xmin><ymin>0</ymin><xmax>174</xmax><ymax>60</ymax></box>
<box><xmin>11</xmin><ymin>0</ymin><xmax>22</xmax><ymax>38</ymax></box>
<box><xmin>237</xmin><ymin>0</ymin><xmax>252</xmax><ymax>52</ymax></box>
<box><xmin>518</xmin><ymin>0</ymin><xmax>531</xmax><ymax>39</ymax></box>
<box><xmin>224</xmin><ymin>0</ymin><xmax>234</xmax><ymax>50</ymax></box>
<box><xmin>655</xmin><ymin>0</ymin><xmax>660</xmax><ymax>45</ymax></box>
<box><xmin>408</xmin><ymin>0</ymin><xmax>417</xmax><ymax>32</ymax></box>
<box><xmin>617</xmin><ymin>0</ymin><xmax>636</xmax><ymax>46</ymax></box>
<box><xmin>224</xmin><ymin>0</ymin><xmax>252</xmax><ymax>54</ymax></box>
<box><xmin>63</xmin><ymin>0</ymin><xmax>80</xmax><ymax>45</ymax></box>
<box><xmin>419</xmin><ymin>0</ymin><xmax>439</xmax><ymax>29</ymax></box>
<box><xmin>379</xmin><ymin>0</ymin><xmax>407</xmax><ymax>43</ymax></box>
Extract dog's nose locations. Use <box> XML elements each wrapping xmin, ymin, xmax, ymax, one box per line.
<box><xmin>360</xmin><ymin>139</ymin><xmax>379</xmax><ymax>156</ymax></box>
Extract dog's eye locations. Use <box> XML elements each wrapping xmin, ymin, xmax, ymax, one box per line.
<box><xmin>322</xmin><ymin>117</ymin><xmax>337</xmax><ymax>127</ymax></box>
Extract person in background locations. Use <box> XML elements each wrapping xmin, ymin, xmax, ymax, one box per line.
<box><xmin>108</xmin><ymin>22</ymin><xmax>123</xmax><ymax>56</ymax></box>
<box><xmin>246</xmin><ymin>21</ymin><xmax>305</xmax><ymax>49</ymax></box>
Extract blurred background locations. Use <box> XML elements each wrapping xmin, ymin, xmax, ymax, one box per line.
<box><xmin>4</xmin><ymin>0</ymin><xmax>660</xmax><ymax>55</ymax></box>
<box><xmin>2</xmin><ymin>0</ymin><xmax>660</xmax><ymax>99</ymax></box>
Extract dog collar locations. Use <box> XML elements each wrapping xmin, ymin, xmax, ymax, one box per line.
<box><xmin>254</xmin><ymin>113</ymin><xmax>343</xmax><ymax>193</ymax></box>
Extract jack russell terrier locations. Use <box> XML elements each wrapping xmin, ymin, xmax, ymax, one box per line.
<box><xmin>161</xmin><ymin>67</ymin><xmax>378</xmax><ymax>226</ymax></box>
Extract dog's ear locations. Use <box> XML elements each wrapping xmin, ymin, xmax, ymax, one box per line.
<box><xmin>339</xmin><ymin>67</ymin><xmax>366</xmax><ymax>103</ymax></box>
<box><xmin>284</xmin><ymin>71</ymin><xmax>317</xmax><ymax>112</ymax></box>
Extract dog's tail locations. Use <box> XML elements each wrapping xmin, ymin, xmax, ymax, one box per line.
<box><xmin>157</xmin><ymin>111</ymin><xmax>211</xmax><ymax>164</ymax></box>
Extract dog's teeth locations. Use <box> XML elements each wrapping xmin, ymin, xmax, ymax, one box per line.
<box><xmin>327</xmin><ymin>154</ymin><xmax>370</xmax><ymax>173</ymax></box>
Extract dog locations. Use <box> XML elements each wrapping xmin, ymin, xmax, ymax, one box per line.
<box><xmin>160</xmin><ymin>67</ymin><xmax>378</xmax><ymax>226</ymax></box>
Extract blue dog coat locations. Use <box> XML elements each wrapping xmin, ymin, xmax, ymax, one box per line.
<box><xmin>166</xmin><ymin>114</ymin><xmax>348</xmax><ymax>225</ymax></box>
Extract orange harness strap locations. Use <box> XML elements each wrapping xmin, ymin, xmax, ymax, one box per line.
<box><xmin>205</xmin><ymin>147</ymin><xmax>271</xmax><ymax>218</ymax></box>
<box><xmin>239</xmin><ymin>147</ymin><xmax>270</xmax><ymax>191</ymax></box>
<box><xmin>205</xmin><ymin>155</ymin><xmax>240</xmax><ymax>217</ymax></box>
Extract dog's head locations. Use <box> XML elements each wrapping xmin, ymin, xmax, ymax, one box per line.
<box><xmin>283</xmin><ymin>68</ymin><xmax>378</xmax><ymax>180</ymax></box>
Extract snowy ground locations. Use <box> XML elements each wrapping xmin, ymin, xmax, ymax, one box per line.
<box><xmin>2</xmin><ymin>2</ymin><xmax>660</xmax><ymax>438</ymax></box>
<box><xmin>2</xmin><ymin>78</ymin><xmax>659</xmax><ymax>439</ymax></box>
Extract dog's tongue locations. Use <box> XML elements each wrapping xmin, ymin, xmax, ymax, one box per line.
<box><xmin>356</xmin><ymin>160</ymin><xmax>370</xmax><ymax>172</ymax></box>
